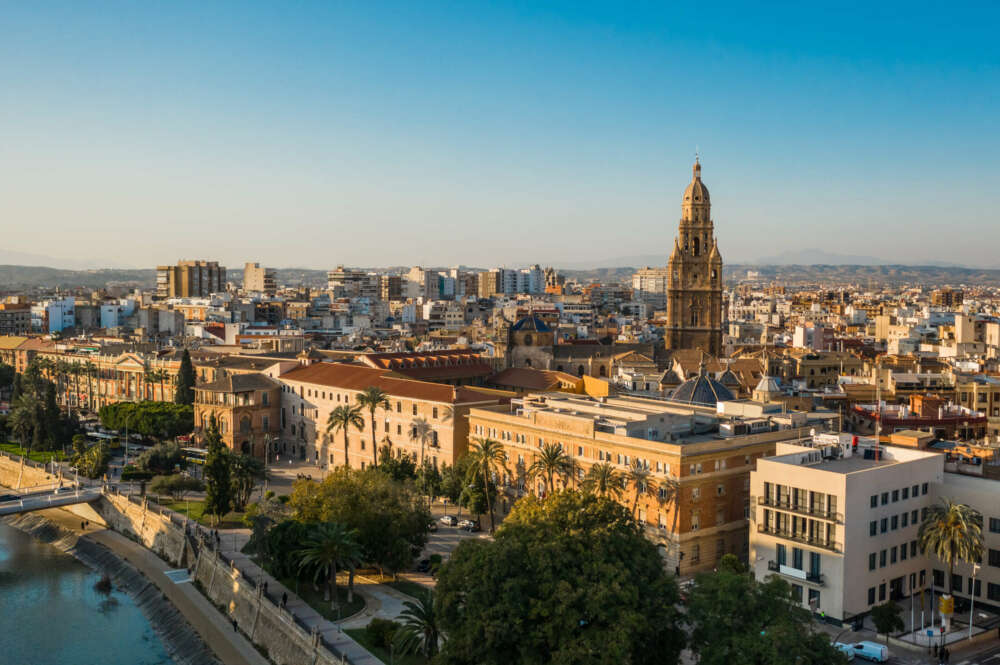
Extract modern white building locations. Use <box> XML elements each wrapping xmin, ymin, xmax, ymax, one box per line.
<box><xmin>751</xmin><ymin>436</ymin><xmax>943</xmax><ymax>626</ymax></box>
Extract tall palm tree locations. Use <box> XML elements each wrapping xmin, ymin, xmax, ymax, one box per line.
<box><xmin>626</xmin><ymin>459</ymin><xmax>658</xmax><ymax>519</ymax></box>
<box><xmin>326</xmin><ymin>404</ymin><xmax>364</xmax><ymax>468</ymax></box>
<box><xmin>151</xmin><ymin>368</ymin><xmax>170</xmax><ymax>402</ymax></box>
<box><xmin>919</xmin><ymin>498</ymin><xmax>984</xmax><ymax>611</ymax></box>
<box><xmin>296</xmin><ymin>523</ymin><xmax>363</xmax><ymax>608</ymax></box>
<box><xmin>394</xmin><ymin>591</ymin><xmax>441</xmax><ymax>659</ymax></box>
<box><xmin>143</xmin><ymin>367</ymin><xmax>158</xmax><ymax>401</ymax></box>
<box><xmin>582</xmin><ymin>462</ymin><xmax>624</xmax><ymax>499</ymax></box>
<box><xmin>467</xmin><ymin>437</ymin><xmax>508</xmax><ymax>534</ymax></box>
<box><xmin>356</xmin><ymin>386</ymin><xmax>390</xmax><ymax>468</ymax></box>
<box><xmin>528</xmin><ymin>442</ymin><xmax>572</xmax><ymax>498</ymax></box>
<box><xmin>67</xmin><ymin>361</ymin><xmax>83</xmax><ymax>412</ymax></box>
<box><xmin>409</xmin><ymin>417</ymin><xmax>434</xmax><ymax>467</ymax></box>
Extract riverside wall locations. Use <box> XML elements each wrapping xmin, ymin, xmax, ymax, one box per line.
<box><xmin>0</xmin><ymin>453</ymin><xmax>354</xmax><ymax>665</ymax></box>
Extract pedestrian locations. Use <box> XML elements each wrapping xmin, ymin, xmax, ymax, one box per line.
<box><xmin>281</xmin><ymin>591</ymin><xmax>288</xmax><ymax>607</ymax></box>
<box><xmin>263</xmin><ymin>581</ymin><xmax>268</xmax><ymax>595</ymax></box>
<box><xmin>232</xmin><ymin>618</ymin><xmax>238</xmax><ymax>632</ymax></box>
<box><xmin>944</xmin><ymin>647</ymin><xmax>950</xmax><ymax>663</ymax></box>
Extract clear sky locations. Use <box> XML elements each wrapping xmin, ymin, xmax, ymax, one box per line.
<box><xmin>2</xmin><ymin>1</ymin><xmax>998</xmax><ymax>270</ymax></box>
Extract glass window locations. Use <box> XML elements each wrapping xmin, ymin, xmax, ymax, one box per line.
<box><xmin>879</xmin><ymin>583</ymin><xmax>886</xmax><ymax>602</ymax></box>
<box><xmin>869</xmin><ymin>553</ymin><xmax>877</xmax><ymax>570</ymax></box>
<box><xmin>988</xmin><ymin>583</ymin><xmax>1000</xmax><ymax>602</ymax></box>
<box><xmin>870</xmin><ymin>521</ymin><xmax>877</xmax><ymax>536</ymax></box>
<box><xmin>912</xmin><ymin>484</ymin><xmax>919</xmax><ymax>497</ymax></box>
<box><xmin>870</xmin><ymin>495</ymin><xmax>878</xmax><ymax>508</ymax></box>
<box><xmin>890</xmin><ymin>546</ymin><xmax>897</xmax><ymax>564</ymax></box>
<box><xmin>952</xmin><ymin>575</ymin><xmax>963</xmax><ymax>592</ymax></box>
<box><xmin>777</xmin><ymin>543</ymin><xmax>787</xmax><ymax>566</ymax></box>
<box><xmin>911</xmin><ymin>541</ymin><xmax>918</xmax><ymax>557</ymax></box>
<box><xmin>891</xmin><ymin>515</ymin><xmax>898</xmax><ymax>530</ymax></box>
<box><xmin>892</xmin><ymin>489</ymin><xmax>899</xmax><ymax>502</ymax></box>
<box><xmin>868</xmin><ymin>587</ymin><xmax>876</xmax><ymax>605</ymax></box>
<box><xmin>902</xmin><ymin>487</ymin><xmax>909</xmax><ymax>500</ymax></box>
<box><xmin>989</xmin><ymin>517</ymin><xmax>1000</xmax><ymax>534</ymax></box>
<box><xmin>901</xmin><ymin>513</ymin><xmax>908</xmax><ymax>528</ymax></box>
<box><xmin>900</xmin><ymin>545</ymin><xmax>908</xmax><ymax>561</ymax></box>
<box><xmin>791</xmin><ymin>584</ymin><xmax>803</xmax><ymax>603</ymax></box>
<box><xmin>933</xmin><ymin>569</ymin><xmax>945</xmax><ymax>587</ymax></box>
<box><xmin>922</xmin><ymin>483</ymin><xmax>929</xmax><ymax>495</ymax></box>
<box><xmin>988</xmin><ymin>549</ymin><xmax>1000</xmax><ymax>568</ymax></box>
<box><xmin>879</xmin><ymin>550</ymin><xmax>887</xmax><ymax>567</ymax></box>
<box><xmin>881</xmin><ymin>492</ymin><xmax>889</xmax><ymax>505</ymax></box>
<box><xmin>880</xmin><ymin>518</ymin><xmax>888</xmax><ymax>534</ymax></box>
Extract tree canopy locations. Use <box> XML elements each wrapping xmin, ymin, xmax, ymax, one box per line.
<box><xmin>289</xmin><ymin>467</ymin><xmax>430</xmax><ymax>575</ymax></box>
<box><xmin>174</xmin><ymin>349</ymin><xmax>195</xmax><ymax>405</ymax></box>
<box><xmin>685</xmin><ymin>559</ymin><xmax>846</xmax><ymax>665</ymax></box>
<box><xmin>434</xmin><ymin>490</ymin><xmax>685</xmax><ymax>665</ymax></box>
<box><xmin>99</xmin><ymin>401</ymin><xmax>193</xmax><ymax>440</ymax></box>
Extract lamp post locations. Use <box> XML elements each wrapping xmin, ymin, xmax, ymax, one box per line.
<box><xmin>969</xmin><ymin>563</ymin><xmax>980</xmax><ymax>640</ymax></box>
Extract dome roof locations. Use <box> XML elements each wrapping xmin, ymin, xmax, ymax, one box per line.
<box><xmin>754</xmin><ymin>375</ymin><xmax>783</xmax><ymax>395</ymax></box>
<box><xmin>683</xmin><ymin>159</ymin><xmax>710</xmax><ymax>205</ymax></box>
<box><xmin>511</xmin><ymin>314</ymin><xmax>551</xmax><ymax>333</ymax></box>
<box><xmin>670</xmin><ymin>362</ymin><xmax>734</xmax><ymax>406</ymax></box>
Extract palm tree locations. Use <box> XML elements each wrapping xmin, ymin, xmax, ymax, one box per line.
<box><xmin>356</xmin><ymin>386</ymin><xmax>390</xmax><ymax>468</ymax></box>
<box><xmin>626</xmin><ymin>459</ymin><xmax>658</xmax><ymax>518</ymax></box>
<box><xmin>82</xmin><ymin>361</ymin><xmax>97</xmax><ymax>411</ymax></box>
<box><xmin>467</xmin><ymin>437</ymin><xmax>508</xmax><ymax>534</ymax></box>
<box><xmin>409</xmin><ymin>417</ymin><xmax>434</xmax><ymax>467</ymax></box>
<box><xmin>919</xmin><ymin>497</ymin><xmax>984</xmax><ymax>626</ymax></box>
<box><xmin>394</xmin><ymin>591</ymin><xmax>441</xmax><ymax>659</ymax></box>
<box><xmin>143</xmin><ymin>367</ymin><xmax>158</xmax><ymax>401</ymax></box>
<box><xmin>582</xmin><ymin>462</ymin><xmax>624</xmax><ymax>499</ymax></box>
<box><xmin>296</xmin><ymin>523</ymin><xmax>363</xmax><ymax>609</ymax></box>
<box><xmin>326</xmin><ymin>404</ymin><xmax>364</xmax><ymax>468</ymax></box>
<box><xmin>8</xmin><ymin>395</ymin><xmax>38</xmax><ymax>451</ymax></box>
<box><xmin>528</xmin><ymin>442</ymin><xmax>572</xmax><ymax>498</ymax></box>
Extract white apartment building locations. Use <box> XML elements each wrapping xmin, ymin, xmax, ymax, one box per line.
<box><xmin>751</xmin><ymin>437</ymin><xmax>943</xmax><ymax>626</ymax></box>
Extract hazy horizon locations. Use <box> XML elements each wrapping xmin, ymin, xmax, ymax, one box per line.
<box><xmin>3</xmin><ymin>2</ymin><xmax>998</xmax><ymax>269</ymax></box>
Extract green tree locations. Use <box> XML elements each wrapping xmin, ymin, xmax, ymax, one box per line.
<box><xmin>466</xmin><ymin>437</ymin><xmax>508</xmax><ymax>534</ymax></box>
<box><xmin>290</xmin><ymin>467</ymin><xmax>430</xmax><ymax>577</ymax></box>
<box><xmin>174</xmin><ymin>349</ymin><xmax>195</xmax><ymax>405</ymax></box>
<box><xmin>435</xmin><ymin>491</ymin><xmax>685</xmax><ymax>665</ymax></box>
<box><xmin>73</xmin><ymin>442</ymin><xmax>110</xmax><ymax>479</ymax></box>
<box><xmin>439</xmin><ymin>457</ymin><xmax>472</xmax><ymax>508</ymax></box>
<box><xmin>8</xmin><ymin>394</ymin><xmax>40</xmax><ymax>451</ymax></box>
<box><xmin>919</xmin><ymin>498</ymin><xmax>984</xmax><ymax>600</ymax></box>
<box><xmin>202</xmin><ymin>416</ymin><xmax>232</xmax><ymax>524</ymax></box>
<box><xmin>135</xmin><ymin>441</ymin><xmax>185</xmax><ymax>474</ymax></box>
<box><xmin>527</xmin><ymin>441</ymin><xmax>572</xmax><ymax>498</ymax></box>
<box><xmin>356</xmin><ymin>386</ymin><xmax>390</xmax><ymax>468</ymax></box>
<box><xmin>870</xmin><ymin>601</ymin><xmax>904</xmax><ymax>645</ymax></box>
<box><xmin>296</xmin><ymin>522</ymin><xmax>363</xmax><ymax>608</ymax></box>
<box><xmin>626</xmin><ymin>459</ymin><xmax>657</xmax><ymax>518</ymax></box>
<box><xmin>326</xmin><ymin>404</ymin><xmax>364</xmax><ymax>468</ymax></box>
<box><xmin>149</xmin><ymin>474</ymin><xmax>204</xmax><ymax>501</ymax></box>
<box><xmin>687</xmin><ymin>563</ymin><xmax>845</xmax><ymax>665</ymax></box>
<box><xmin>393</xmin><ymin>590</ymin><xmax>441</xmax><ymax>659</ymax></box>
<box><xmin>43</xmin><ymin>381</ymin><xmax>62</xmax><ymax>450</ymax></box>
<box><xmin>0</xmin><ymin>362</ymin><xmax>14</xmax><ymax>391</ymax></box>
<box><xmin>230</xmin><ymin>453</ymin><xmax>264</xmax><ymax>511</ymax></box>
<box><xmin>377</xmin><ymin>445</ymin><xmax>417</xmax><ymax>482</ymax></box>
<box><xmin>581</xmin><ymin>462</ymin><xmax>624</xmax><ymax>499</ymax></box>
<box><xmin>409</xmin><ymin>416</ymin><xmax>434</xmax><ymax>468</ymax></box>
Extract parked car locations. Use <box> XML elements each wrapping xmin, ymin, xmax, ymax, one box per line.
<box><xmin>848</xmin><ymin>641</ymin><xmax>888</xmax><ymax>662</ymax></box>
<box><xmin>439</xmin><ymin>515</ymin><xmax>457</xmax><ymax>526</ymax></box>
<box><xmin>457</xmin><ymin>519</ymin><xmax>480</xmax><ymax>531</ymax></box>
<box><xmin>832</xmin><ymin>643</ymin><xmax>855</xmax><ymax>661</ymax></box>
<box><xmin>427</xmin><ymin>520</ymin><xmax>438</xmax><ymax>532</ymax></box>
<box><xmin>415</xmin><ymin>559</ymin><xmax>431</xmax><ymax>573</ymax></box>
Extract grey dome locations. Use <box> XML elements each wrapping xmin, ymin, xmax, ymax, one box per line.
<box><xmin>670</xmin><ymin>366</ymin><xmax>735</xmax><ymax>406</ymax></box>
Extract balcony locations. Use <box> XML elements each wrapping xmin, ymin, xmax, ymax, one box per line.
<box><xmin>757</xmin><ymin>495</ymin><xmax>840</xmax><ymax>522</ymax></box>
<box><xmin>767</xmin><ymin>560</ymin><xmax>825</xmax><ymax>586</ymax></box>
<box><xmin>756</xmin><ymin>523</ymin><xmax>840</xmax><ymax>553</ymax></box>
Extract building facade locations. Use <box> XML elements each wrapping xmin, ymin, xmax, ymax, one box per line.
<box><xmin>665</xmin><ymin>159</ymin><xmax>723</xmax><ymax>356</ymax></box>
<box><xmin>243</xmin><ymin>262</ymin><xmax>276</xmax><ymax>295</ymax></box>
<box><xmin>156</xmin><ymin>260</ymin><xmax>227</xmax><ymax>299</ymax></box>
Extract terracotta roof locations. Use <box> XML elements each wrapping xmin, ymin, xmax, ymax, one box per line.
<box><xmin>488</xmin><ymin>368</ymin><xmax>576</xmax><ymax>391</ymax></box>
<box><xmin>198</xmin><ymin>373</ymin><xmax>281</xmax><ymax>393</ymax></box>
<box><xmin>280</xmin><ymin>362</ymin><xmax>495</xmax><ymax>405</ymax></box>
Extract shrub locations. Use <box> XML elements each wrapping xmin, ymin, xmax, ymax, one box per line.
<box><xmin>365</xmin><ymin>617</ymin><xmax>402</xmax><ymax>649</ymax></box>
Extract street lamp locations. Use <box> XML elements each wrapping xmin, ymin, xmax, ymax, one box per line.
<box><xmin>969</xmin><ymin>563</ymin><xmax>981</xmax><ymax>640</ymax></box>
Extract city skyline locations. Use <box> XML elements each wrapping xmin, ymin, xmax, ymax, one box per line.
<box><xmin>2</xmin><ymin>2</ymin><xmax>999</xmax><ymax>269</ymax></box>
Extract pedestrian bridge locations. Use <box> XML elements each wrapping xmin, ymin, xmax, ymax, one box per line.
<box><xmin>0</xmin><ymin>487</ymin><xmax>103</xmax><ymax>516</ymax></box>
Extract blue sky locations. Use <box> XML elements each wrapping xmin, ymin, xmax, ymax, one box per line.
<box><xmin>1</xmin><ymin>1</ymin><xmax>998</xmax><ymax>269</ymax></box>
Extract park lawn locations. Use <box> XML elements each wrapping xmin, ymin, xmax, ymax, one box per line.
<box><xmin>383</xmin><ymin>579</ymin><xmax>431</xmax><ymax>601</ymax></box>
<box><xmin>0</xmin><ymin>442</ymin><xmax>66</xmax><ymax>464</ymax></box>
<box><xmin>277</xmin><ymin>576</ymin><xmax>365</xmax><ymax>622</ymax></box>
<box><xmin>344</xmin><ymin>628</ymin><xmax>426</xmax><ymax>665</ymax></box>
<box><xmin>157</xmin><ymin>498</ymin><xmax>246</xmax><ymax>529</ymax></box>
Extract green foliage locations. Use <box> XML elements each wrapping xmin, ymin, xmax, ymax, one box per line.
<box><xmin>174</xmin><ymin>349</ymin><xmax>195</xmax><ymax>405</ymax></box>
<box><xmin>135</xmin><ymin>442</ymin><xmax>185</xmax><ymax>474</ymax></box>
<box><xmin>439</xmin><ymin>457</ymin><xmax>472</xmax><ymax>505</ymax></box>
<box><xmin>0</xmin><ymin>362</ymin><xmax>14</xmax><ymax>390</ymax></box>
<box><xmin>203</xmin><ymin>416</ymin><xmax>233</xmax><ymax>523</ymax></box>
<box><xmin>435</xmin><ymin>491</ymin><xmax>685</xmax><ymax>665</ymax></box>
<box><xmin>230</xmin><ymin>453</ymin><xmax>264</xmax><ymax>511</ymax></box>
<box><xmin>73</xmin><ymin>442</ymin><xmax>110</xmax><ymax>479</ymax></box>
<box><xmin>290</xmin><ymin>466</ymin><xmax>430</xmax><ymax>575</ymax></box>
<box><xmin>258</xmin><ymin>519</ymin><xmax>312</xmax><ymax>579</ymax></box>
<box><xmin>99</xmin><ymin>401</ymin><xmax>194</xmax><ymax>440</ymax></box>
<box><xmin>296</xmin><ymin>522</ymin><xmax>363</xmax><ymax>608</ymax></box>
<box><xmin>365</xmin><ymin>617</ymin><xmax>402</xmax><ymax>650</ymax></box>
<box><xmin>393</xmin><ymin>591</ymin><xmax>440</xmax><ymax>659</ymax></box>
<box><xmin>326</xmin><ymin>404</ymin><xmax>364</xmax><ymax>468</ymax></box>
<box><xmin>377</xmin><ymin>446</ymin><xmax>417</xmax><ymax>482</ymax></box>
<box><xmin>149</xmin><ymin>474</ymin><xmax>204</xmax><ymax>501</ymax></box>
<box><xmin>870</xmin><ymin>601</ymin><xmax>904</xmax><ymax>643</ymax></box>
<box><xmin>686</xmin><ymin>564</ymin><xmax>845</xmax><ymax>665</ymax></box>
<box><xmin>121</xmin><ymin>465</ymin><xmax>153</xmax><ymax>481</ymax></box>
<box><xmin>355</xmin><ymin>386</ymin><xmax>390</xmax><ymax>467</ymax></box>
<box><xmin>919</xmin><ymin>498</ymin><xmax>984</xmax><ymax>594</ymax></box>
<box><xmin>72</xmin><ymin>434</ymin><xmax>88</xmax><ymax>456</ymax></box>
<box><xmin>416</xmin><ymin>461</ymin><xmax>442</xmax><ymax>500</ymax></box>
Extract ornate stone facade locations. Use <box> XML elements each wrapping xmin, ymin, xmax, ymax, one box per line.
<box><xmin>665</xmin><ymin>159</ymin><xmax>723</xmax><ymax>355</ymax></box>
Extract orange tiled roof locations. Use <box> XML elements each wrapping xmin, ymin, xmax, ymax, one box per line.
<box><xmin>280</xmin><ymin>362</ymin><xmax>496</xmax><ymax>405</ymax></box>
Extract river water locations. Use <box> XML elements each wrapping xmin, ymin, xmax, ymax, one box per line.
<box><xmin>0</xmin><ymin>520</ymin><xmax>174</xmax><ymax>664</ymax></box>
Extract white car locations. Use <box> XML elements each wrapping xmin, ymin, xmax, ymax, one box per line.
<box><xmin>457</xmin><ymin>519</ymin><xmax>475</xmax><ymax>530</ymax></box>
<box><xmin>847</xmin><ymin>641</ymin><xmax>888</xmax><ymax>663</ymax></box>
<box><xmin>439</xmin><ymin>515</ymin><xmax>457</xmax><ymax>526</ymax></box>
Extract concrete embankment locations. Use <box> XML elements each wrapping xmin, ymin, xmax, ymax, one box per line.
<box><xmin>4</xmin><ymin>510</ymin><xmax>222</xmax><ymax>665</ymax></box>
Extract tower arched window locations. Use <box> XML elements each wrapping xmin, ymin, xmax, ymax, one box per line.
<box><xmin>693</xmin><ymin>237</ymin><xmax>700</xmax><ymax>256</ymax></box>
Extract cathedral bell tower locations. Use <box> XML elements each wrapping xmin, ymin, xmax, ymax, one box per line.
<box><xmin>665</xmin><ymin>158</ymin><xmax>723</xmax><ymax>355</ymax></box>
